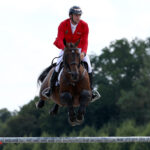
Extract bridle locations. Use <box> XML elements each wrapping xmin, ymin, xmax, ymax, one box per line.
<box><xmin>63</xmin><ymin>46</ymin><xmax>86</xmax><ymax>85</ymax></box>
<box><xmin>63</xmin><ymin>48</ymin><xmax>81</xmax><ymax>74</ymax></box>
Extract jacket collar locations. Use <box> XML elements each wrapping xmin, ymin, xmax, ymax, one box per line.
<box><xmin>67</xmin><ymin>18</ymin><xmax>81</xmax><ymax>35</ymax></box>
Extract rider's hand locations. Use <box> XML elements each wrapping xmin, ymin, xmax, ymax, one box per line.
<box><xmin>80</xmin><ymin>52</ymin><xmax>85</xmax><ymax>60</ymax></box>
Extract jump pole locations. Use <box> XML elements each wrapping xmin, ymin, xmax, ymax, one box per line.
<box><xmin>1</xmin><ymin>137</ymin><xmax>150</xmax><ymax>143</ymax></box>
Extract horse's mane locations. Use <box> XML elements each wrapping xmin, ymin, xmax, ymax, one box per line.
<box><xmin>37</xmin><ymin>63</ymin><xmax>56</xmax><ymax>85</ymax></box>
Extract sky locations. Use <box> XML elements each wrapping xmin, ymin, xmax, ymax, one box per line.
<box><xmin>0</xmin><ymin>0</ymin><xmax>150</xmax><ymax>112</ymax></box>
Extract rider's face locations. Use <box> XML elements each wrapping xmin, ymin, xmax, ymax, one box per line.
<box><xmin>71</xmin><ymin>14</ymin><xmax>81</xmax><ymax>24</ymax></box>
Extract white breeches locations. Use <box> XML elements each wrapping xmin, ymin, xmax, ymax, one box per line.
<box><xmin>55</xmin><ymin>49</ymin><xmax>92</xmax><ymax>73</ymax></box>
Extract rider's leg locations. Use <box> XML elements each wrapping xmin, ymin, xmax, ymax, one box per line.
<box><xmin>82</xmin><ymin>55</ymin><xmax>93</xmax><ymax>89</ymax></box>
<box><xmin>82</xmin><ymin>55</ymin><xmax>99</xmax><ymax>101</ymax></box>
<box><xmin>55</xmin><ymin>50</ymin><xmax>64</xmax><ymax>72</ymax></box>
<box><xmin>78</xmin><ymin>49</ymin><xmax>93</xmax><ymax>89</ymax></box>
<box><xmin>44</xmin><ymin>50</ymin><xmax>64</xmax><ymax>97</ymax></box>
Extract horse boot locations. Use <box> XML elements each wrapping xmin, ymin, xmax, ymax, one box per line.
<box><xmin>88</xmin><ymin>72</ymin><xmax>99</xmax><ymax>102</ymax></box>
<box><xmin>44</xmin><ymin>70</ymin><xmax>58</xmax><ymax>98</ymax></box>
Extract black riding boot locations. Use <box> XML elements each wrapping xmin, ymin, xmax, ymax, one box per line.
<box><xmin>88</xmin><ymin>72</ymin><xmax>93</xmax><ymax>90</ymax></box>
<box><xmin>88</xmin><ymin>72</ymin><xmax>97</xmax><ymax>100</ymax></box>
<box><xmin>45</xmin><ymin>70</ymin><xmax>58</xmax><ymax>97</ymax></box>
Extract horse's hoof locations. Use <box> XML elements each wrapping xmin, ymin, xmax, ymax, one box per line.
<box><xmin>49</xmin><ymin>104</ymin><xmax>59</xmax><ymax>116</ymax></box>
<box><xmin>35</xmin><ymin>100</ymin><xmax>45</xmax><ymax>109</ymax></box>
<box><xmin>68</xmin><ymin>118</ymin><xmax>77</xmax><ymax>126</ymax></box>
<box><xmin>49</xmin><ymin>109</ymin><xmax>58</xmax><ymax>116</ymax></box>
<box><xmin>76</xmin><ymin>115</ymin><xmax>84</xmax><ymax>125</ymax></box>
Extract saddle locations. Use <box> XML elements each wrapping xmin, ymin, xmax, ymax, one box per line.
<box><xmin>53</xmin><ymin>61</ymin><xmax>89</xmax><ymax>86</ymax></box>
<box><xmin>41</xmin><ymin>61</ymin><xmax>101</xmax><ymax>102</ymax></box>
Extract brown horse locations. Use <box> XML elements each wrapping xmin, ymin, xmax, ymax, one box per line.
<box><xmin>37</xmin><ymin>41</ymin><xmax>92</xmax><ymax>126</ymax></box>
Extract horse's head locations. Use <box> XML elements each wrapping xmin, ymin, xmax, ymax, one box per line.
<box><xmin>63</xmin><ymin>40</ymin><xmax>81</xmax><ymax>82</ymax></box>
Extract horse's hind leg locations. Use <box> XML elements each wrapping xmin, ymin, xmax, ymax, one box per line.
<box><xmin>77</xmin><ymin>90</ymin><xmax>91</xmax><ymax>125</ymax></box>
<box><xmin>36</xmin><ymin>69</ymin><xmax>53</xmax><ymax>109</ymax></box>
<box><xmin>49</xmin><ymin>104</ymin><xmax>59</xmax><ymax>116</ymax></box>
<box><xmin>36</xmin><ymin>99</ymin><xmax>45</xmax><ymax>109</ymax></box>
<box><xmin>36</xmin><ymin>92</ymin><xmax>48</xmax><ymax>109</ymax></box>
<box><xmin>60</xmin><ymin>92</ymin><xmax>76</xmax><ymax>126</ymax></box>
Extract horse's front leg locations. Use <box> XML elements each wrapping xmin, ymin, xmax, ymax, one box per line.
<box><xmin>60</xmin><ymin>92</ymin><xmax>77</xmax><ymax>126</ymax></box>
<box><xmin>49</xmin><ymin>104</ymin><xmax>59</xmax><ymax>116</ymax></box>
<box><xmin>77</xmin><ymin>90</ymin><xmax>91</xmax><ymax>125</ymax></box>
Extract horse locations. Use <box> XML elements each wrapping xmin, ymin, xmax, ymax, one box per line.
<box><xmin>37</xmin><ymin>41</ymin><xmax>92</xmax><ymax>126</ymax></box>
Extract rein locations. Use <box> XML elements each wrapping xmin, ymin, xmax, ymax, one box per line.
<box><xmin>51</xmin><ymin>55</ymin><xmax>63</xmax><ymax>66</ymax></box>
<box><xmin>63</xmin><ymin>48</ymin><xmax>81</xmax><ymax>74</ymax></box>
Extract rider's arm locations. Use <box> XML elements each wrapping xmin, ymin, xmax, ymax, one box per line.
<box><xmin>80</xmin><ymin>23</ymin><xmax>89</xmax><ymax>54</ymax></box>
<box><xmin>53</xmin><ymin>22</ymin><xmax>65</xmax><ymax>50</ymax></box>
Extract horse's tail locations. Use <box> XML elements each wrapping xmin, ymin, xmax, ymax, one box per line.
<box><xmin>37</xmin><ymin>63</ymin><xmax>56</xmax><ymax>85</ymax></box>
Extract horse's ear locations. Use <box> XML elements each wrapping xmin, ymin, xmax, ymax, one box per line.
<box><xmin>65</xmin><ymin>42</ymin><xmax>70</xmax><ymax>48</ymax></box>
<box><xmin>74</xmin><ymin>39</ymin><xmax>80</xmax><ymax>47</ymax></box>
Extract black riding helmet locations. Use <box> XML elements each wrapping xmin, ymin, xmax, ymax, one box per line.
<box><xmin>69</xmin><ymin>6</ymin><xmax>82</xmax><ymax>15</ymax></box>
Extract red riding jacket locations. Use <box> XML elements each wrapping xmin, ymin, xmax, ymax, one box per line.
<box><xmin>54</xmin><ymin>18</ymin><xmax>89</xmax><ymax>54</ymax></box>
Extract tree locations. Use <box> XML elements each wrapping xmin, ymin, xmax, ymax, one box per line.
<box><xmin>91</xmin><ymin>38</ymin><xmax>150</xmax><ymax>124</ymax></box>
<box><xmin>0</xmin><ymin>108</ymin><xmax>11</xmax><ymax>122</ymax></box>
<box><xmin>117</xmin><ymin>39</ymin><xmax>150</xmax><ymax>123</ymax></box>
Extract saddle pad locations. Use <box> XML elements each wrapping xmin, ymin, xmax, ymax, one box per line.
<box><xmin>55</xmin><ymin>68</ymin><xmax>63</xmax><ymax>86</ymax></box>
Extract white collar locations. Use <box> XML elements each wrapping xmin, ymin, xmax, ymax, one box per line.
<box><xmin>70</xmin><ymin>20</ymin><xmax>78</xmax><ymax>27</ymax></box>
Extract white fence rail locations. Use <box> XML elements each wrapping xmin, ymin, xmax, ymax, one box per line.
<box><xmin>1</xmin><ymin>137</ymin><xmax>150</xmax><ymax>143</ymax></box>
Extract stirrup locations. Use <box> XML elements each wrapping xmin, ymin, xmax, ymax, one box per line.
<box><xmin>42</xmin><ymin>87</ymin><xmax>51</xmax><ymax>99</ymax></box>
<box><xmin>91</xmin><ymin>89</ymin><xmax>101</xmax><ymax>103</ymax></box>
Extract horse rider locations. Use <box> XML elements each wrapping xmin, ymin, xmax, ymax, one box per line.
<box><xmin>45</xmin><ymin>6</ymin><xmax>99</xmax><ymax>100</ymax></box>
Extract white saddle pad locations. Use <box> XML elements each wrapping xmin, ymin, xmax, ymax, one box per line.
<box><xmin>55</xmin><ymin>68</ymin><xmax>63</xmax><ymax>86</ymax></box>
